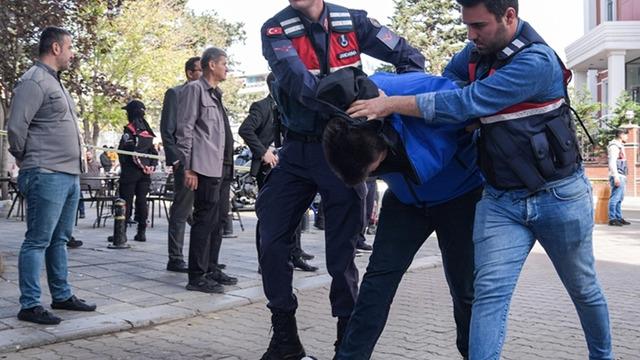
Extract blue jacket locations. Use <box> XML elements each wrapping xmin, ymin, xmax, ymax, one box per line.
<box><xmin>370</xmin><ymin>72</ymin><xmax>483</xmax><ymax>206</ymax></box>
<box><xmin>262</xmin><ymin>3</ymin><xmax>425</xmax><ymax>135</ymax></box>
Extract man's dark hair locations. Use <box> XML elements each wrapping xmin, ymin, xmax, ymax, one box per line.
<box><xmin>456</xmin><ymin>0</ymin><xmax>518</xmax><ymax>21</ymax></box>
<box><xmin>201</xmin><ymin>47</ymin><xmax>227</xmax><ymax>71</ymax></box>
<box><xmin>322</xmin><ymin>117</ymin><xmax>387</xmax><ymax>186</ymax></box>
<box><xmin>614</xmin><ymin>128</ymin><xmax>629</xmax><ymax>137</ymax></box>
<box><xmin>185</xmin><ymin>56</ymin><xmax>201</xmax><ymax>74</ymax></box>
<box><xmin>39</xmin><ymin>27</ymin><xmax>72</xmax><ymax>56</ymax></box>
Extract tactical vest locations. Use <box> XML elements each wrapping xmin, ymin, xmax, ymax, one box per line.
<box><xmin>609</xmin><ymin>141</ymin><xmax>628</xmax><ymax>175</ymax></box>
<box><xmin>274</xmin><ymin>3</ymin><xmax>362</xmax><ymax>76</ymax></box>
<box><xmin>470</xmin><ymin>22</ymin><xmax>580</xmax><ymax>192</ymax></box>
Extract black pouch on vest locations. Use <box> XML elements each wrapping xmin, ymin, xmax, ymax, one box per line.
<box><xmin>545</xmin><ymin>117</ymin><xmax>575</xmax><ymax>167</ymax></box>
<box><xmin>530</xmin><ymin>132</ymin><xmax>556</xmax><ymax>178</ymax></box>
<box><xmin>494</xmin><ymin>128</ymin><xmax>546</xmax><ymax>191</ymax></box>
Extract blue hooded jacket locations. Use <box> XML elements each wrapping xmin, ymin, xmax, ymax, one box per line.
<box><xmin>370</xmin><ymin>72</ymin><xmax>483</xmax><ymax>206</ymax></box>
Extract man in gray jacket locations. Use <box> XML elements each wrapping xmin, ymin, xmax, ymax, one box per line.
<box><xmin>7</xmin><ymin>27</ymin><xmax>97</xmax><ymax>325</ymax></box>
<box><xmin>160</xmin><ymin>56</ymin><xmax>202</xmax><ymax>273</ymax></box>
<box><xmin>177</xmin><ymin>47</ymin><xmax>235</xmax><ymax>293</ymax></box>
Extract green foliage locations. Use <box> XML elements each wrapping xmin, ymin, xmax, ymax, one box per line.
<box><xmin>594</xmin><ymin>91</ymin><xmax>640</xmax><ymax>151</ymax></box>
<box><xmin>569</xmin><ymin>86</ymin><xmax>601</xmax><ymax>160</ymax></box>
<box><xmin>388</xmin><ymin>0</ymin><xmax>466</xmax><ymax>74</ymax></box>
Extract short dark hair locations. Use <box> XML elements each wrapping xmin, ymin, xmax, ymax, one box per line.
<box><xmin>456</xmin><ymin>0</ymin><xmax>518</xmax><ymax>21</ymax></box>
<box><xmin>322</xmin><ymin>117</ymin><xmax>387</xmax><ymax>186</ymax></box>
<box><xmin>614</xmin><ymin>128</ymin><xmax>629</xmax><ymax>137</ymax></box>
<box><xmin>201</xmin><ymin>47</ymin><xmax>227</xmax><ymax>71</ymax></box>
<box><xmin>185</xmin><ymin>56</ymin><xmax>201</xmax><ymax>74</ymax></box>
<box><xmin>39</xmin><ymin>27</ymin><xmax>72</xmax><ymax>56</ymax></box>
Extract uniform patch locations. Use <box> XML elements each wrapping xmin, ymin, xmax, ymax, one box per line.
<box><xmin>338</xmin><ymin>34</ymin><xmax>349</xmax><ymax>47</ymax></box>
<box><xmin>376</xmin><ymin>27</ymin><xmax>399</xmax><ymax>50</ymax></box>
<box><xmin>369</xmin><ymin>17</ymin><xmax>381</xmax><ymax>28</ymax></box>
<box><xmin>337</xmin><ymin>50</ymin><xmax>358</xmax><ymax>60</ymax></box>
<box><xmin>270</xmin><ymin>39</ymin><xmax>297</xmax><ymax>60</ymax></box>
<box><xmin>266</xmin><ymin>26</ymin><xmax>284</xmax><ymax>36</ymax></box>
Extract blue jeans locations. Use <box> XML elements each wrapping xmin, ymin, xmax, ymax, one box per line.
<box><xmin>469</xmin><ymin>170</ymin><xmax>612</xmax><ymax>360</ymax></box>
<box><xmin>17</xmin><ymin>168</ymin><xmax>79</xmax><ymax>309</ymax></box>
<box><xmin>608</xmin><ymin>175</ymin><xmax>626</xmax><ymax>221</ymax></box>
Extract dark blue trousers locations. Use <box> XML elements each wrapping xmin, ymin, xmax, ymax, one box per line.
<box><xmin>337</xmin><ymin>187</ymin><xmax>482</xmax><ymax>359</ymax></box>
<box><xmin>256</xmin><ymin>138</ymin><xmax>365</xmax><ymax>317</ymax></box>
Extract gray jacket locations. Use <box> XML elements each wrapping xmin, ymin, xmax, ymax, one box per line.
<box><xmin>176</xmin><ymin>77</ymin><xmax>226</xmax><ymax>178</ymax></box>
<box><xmin>7</xmin><ymin>62</ymin><xmax>83</xmax><ymax>175</ymax></box>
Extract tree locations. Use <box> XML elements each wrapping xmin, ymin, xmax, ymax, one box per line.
<box><xmin>388</xmin><ymin>0</ymin><xmax>466</xmax><ymax>74</ymax></box>
<box><xmin>569</xmin><ymin>86</ymin><xmax>601</xmax><ymax>160</ymax></box>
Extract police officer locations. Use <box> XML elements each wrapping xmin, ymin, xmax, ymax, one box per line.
<box><xmin>118</xmin><ymin>100</ymin><xmax>158</xmax><ymax>242</ymax></box>
<box><xmin>347</xmin><ymin>1</ymin><xmax>613</xmax><ymax>359</ymax></box>
<box><xmin>258</xmin><ymin>1</ymin><xmax>425</xmax><ymax>359</ymax></box>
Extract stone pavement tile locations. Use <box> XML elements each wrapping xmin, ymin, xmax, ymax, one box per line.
<box><xmin>0</xmin><ymin>328</ymin><xmax>56</xmax><ymax>353</ymax></box>
<box><xmin>40</xmin><ymin>313</ymin><xmax>131</xmax><ymax>341</ymax></box>
<box><xmin>172</xmin><ymin>293</ymin><xmax>250</xmax><ymax>314</ymax></box>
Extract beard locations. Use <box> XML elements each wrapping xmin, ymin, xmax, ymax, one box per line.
<box><xmin>477</xmin><ymin>23</ymin><xmax>510</xmax><ymax>55</ymax></box>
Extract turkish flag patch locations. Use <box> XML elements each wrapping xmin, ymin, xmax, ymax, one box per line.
<box><xmin>266</xmin><ymin>27</ymin><xmax>284</xmax><ymax>36</ymax></box>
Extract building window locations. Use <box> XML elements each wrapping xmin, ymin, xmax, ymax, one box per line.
<box><xmin>601</xmin><ymin>0</ymin><xmax>616</xmax><ymax>21</ymax></box>
<box><xmin>627</xmin><ymin>58</ymin><xmax>640</xmax><ymax>103</ymax></box>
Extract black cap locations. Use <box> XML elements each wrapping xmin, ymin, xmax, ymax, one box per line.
<box><xmin>121</xmin><ymin>100</ymin><xmax>146</xmax><ymax>112</ymax></box>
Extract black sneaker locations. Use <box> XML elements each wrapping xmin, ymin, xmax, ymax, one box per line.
<box><xmin>67</xmin><ymin>237</ymin><xmax>83</xmax><ymax>249</ymax></box>
<box><xmin>217</xmin><ymin>263</ymin><xmax>226</xmax><ymax>270</ymax></box>
<box><xmin>186</xmin><ymin>276</ymin><xmax>224</xmax><ymax>293</ymax></box>
<box><xmin>167</xmin><ymin>260</ymin><xmax>188</xmax><ymax>273</ymax></box>
<box><xmin>356</xmin><ymin>242</ymin><xmax>373</xmax><ymax>252</ymax></box>
<box><xmin>222</xmin><ymin>232</ymin><xmax>238</xmax><ymax>238</ymax></box>
<box><xmin>51</xmin><ymin>295</ymin><xmax>97</xmax><ymax>312</ymax></box>
<box><xmin>206</xmin><ymin>269</ymin><xmax>238</xmax><ymax>286</ymax></box>
<box><xmin>620</xmin><ymin>218</ymin><xmax>631</xmax><ymax>225</ymax></box>
<box><xmin>17</xmin><ymin>306</ymin><xmax>62</xmax><ymax>325</ymax></box>
<box><xmin>608</xmin><ymin>220</ymin><xmax>623</xmax><ymax>226</ymax></box>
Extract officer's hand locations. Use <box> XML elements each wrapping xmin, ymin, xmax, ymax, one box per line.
<box><xmin>185</xmin><ymin>169</ymin><xmax>198</xmax><ymax>191</ymax></box>
<box><xmin>614</xmin><ymin>178</ymin><xmax>621</xmax><ymax>187</ymax></box>
<box><xmin>262</xmin><ymin>151</ymin><xmax>278</xmax><ymax>168</ymax></box>
<box><xmin>465</xmin><ymin>121</ymin><xmax>481</xmax><ymax>132</ymax></box>
<box><xmin>348</xmin><ymin>91</ymin><xmax>390</xmax><ymax>120</ymax></box>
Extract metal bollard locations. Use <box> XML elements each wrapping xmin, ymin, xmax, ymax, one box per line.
<box><xmin>108</xmin><ymin>198</ymin><xmax>130</xmax><ymax>249</ymax></box>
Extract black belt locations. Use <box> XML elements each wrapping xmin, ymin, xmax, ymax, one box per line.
<box><xmin>285</xmin><ymin>129</ymin><xmax>322</xmax><ymax>143</ymax></box>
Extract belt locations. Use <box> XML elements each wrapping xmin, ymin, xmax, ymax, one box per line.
<box><xmin>285</xmin><ymin>129</ymin><xmax>322</xmax><ymax>143</ymax></box>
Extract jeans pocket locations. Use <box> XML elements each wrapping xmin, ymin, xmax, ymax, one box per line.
<box><xmin>551</xmin><ymin>178</ymin><xmax>588</xmax><ymax>201</ymax></box>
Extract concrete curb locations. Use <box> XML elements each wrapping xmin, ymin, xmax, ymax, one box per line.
<box><xmin>0</xmin><ymin>255</ymin><xmax>443</xmax><ymax>354</ymax></box>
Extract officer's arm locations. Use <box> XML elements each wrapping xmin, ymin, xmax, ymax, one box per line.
<box><xmin>175</xmin><ymin>84</ymin><xmax>199</xmax><ymax>171</ymax></box>
<box><xmin>351</xmin><ymin>10</ymin><xmax>425</xmax><ymax>73</ymax></box>
<box><xmin>607</xmin><ymin>144</ymin><xmax>620</xmax><ymax>181</ymax></box>
<box><xmin>7</xmin><ymin>80</ymin><xmax>44</xmax><ymax>162</ymax></box>
<box><xmin>261</xmin><ymin>21</ymin><xmax>330</xmax><ymax>113</ymax></box>
<box><xmin>238</xmin><ymin>101</ymin><xmax>269</xmax><ymax>159</ymax></box>
<box><xmin>160</xmin><ymin>88</ymin><xmax>179</xmax><ymax>165</ymax></box>
<box><xmin>442</xmin><ymin>44</ymin><xmax>473</xmax><ymax>88</ymax></box>
<box><xmin>416</xmin><ymin>47</ymin><xmax>557</xmax><ymax>124</ymax></box>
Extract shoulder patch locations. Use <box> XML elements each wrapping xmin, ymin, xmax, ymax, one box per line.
<box><xmin>369</xmin><ymin>17</ymin><xmax>381</xmax><ymax>28</ymax></box>
<box><xmin>266</xmin><ymin>26</ymin><xmax>284</xmax><ymax>37</ymax></box>
<box><xmin>270</xmin><ymin>39</ymin><xmax>297</xmax><ymax>60</ymax></box>
<box><xmin>376</xmin><ymin>27</ymin><xmax>400</xmax><ymax>51</ymax></box>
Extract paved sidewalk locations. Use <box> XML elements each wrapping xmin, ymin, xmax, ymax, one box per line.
<box><xmin>0</xmin><ymin>208</ymin><xmax>441</xmax><ymax>353</ymax></box>
<box><xmin>1</xmin><ymin>232</ymin><xmax>638</xmax><ymax>359</ymax></box>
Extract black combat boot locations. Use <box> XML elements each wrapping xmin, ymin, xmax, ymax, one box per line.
<box><xmin>133</xmin><ymin>223</ymin><xmax>146</xmax><ymax>242</ymax></box>
<box><xmin>261</xmin><ymin>311</ymin><xmax>315</xmax><ymax>360</ymax></box>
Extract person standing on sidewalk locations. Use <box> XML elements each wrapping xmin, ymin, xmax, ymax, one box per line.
<box><xmin>347</xmin><ymin>1</ymin><xmax>613</xmax><ymax>359</ymax></box>
<box><xmin>238</xmin><ymin>73</ymin><xmax>318</xmax><ymax>273</ymax></box>
<box><xmin>160</xmin><ymin>56</ymin><xmax>202</xmax><ymax>272</ymax></box>
<box><xmin>117</xmin><ymin>100</ymin><xmax>158</xmax><ymax>242</ymax></box>
<box><xmin>177</xmin><ymin>47</ymin><xmax>236</xmax><ymax>293</ymax></box>
<box><xmin>607</xmin><ymin>128</ymin><xmax>630</xmax><ymax>226</ymax></box>
<box><xmin>8</xmin><ymin>26</ymin><xmax>97</xmax><ymax>325</ymax></box>
<box><xmin>258</xmin><ymin>1</ymin><xmax>425</xmax><ymax>358</ymax></box>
